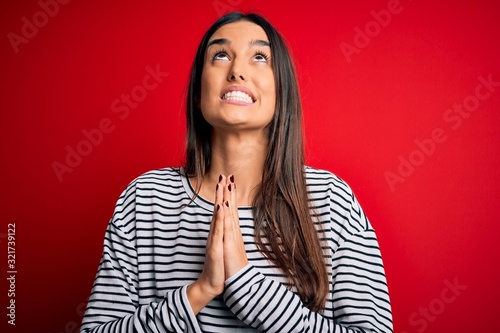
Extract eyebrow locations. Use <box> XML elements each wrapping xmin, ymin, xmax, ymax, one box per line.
<box><xmin>207</xmin><ymin>38</ymin><xmax>270</xmax><ymax>48</ymax></box>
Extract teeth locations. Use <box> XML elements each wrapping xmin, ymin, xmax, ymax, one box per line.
<box><xmin>223</xmin><ymin>91</ymin><xmax>253</xmax><ymax>103</ymax></box>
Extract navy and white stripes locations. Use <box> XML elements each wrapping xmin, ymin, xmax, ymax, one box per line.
<box><xmin>81</xmin><ymin>166</ymin><xmax>392</xmax><ymax>332</ymax></box>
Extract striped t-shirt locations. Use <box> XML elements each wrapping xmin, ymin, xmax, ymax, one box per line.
<box><xmin>81</xmin><ymin>166</ymin><xmax>393</xmax><ymax>332</ymax></box>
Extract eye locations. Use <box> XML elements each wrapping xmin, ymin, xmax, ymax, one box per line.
<box><xmin>212</xmin><ymin>49</ymin><xmax>230</xmax><ymax>61</ymax></box>
<box><xmin>254</xmin><ymin>51</ymin><xmax>270</xmax><ymax>63</ymax></box>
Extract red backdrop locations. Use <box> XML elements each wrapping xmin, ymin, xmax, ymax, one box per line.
<box><xmin>1</xmin><ymin>0</ymin><xmax>499</xmax><ymax>332</ymax></box>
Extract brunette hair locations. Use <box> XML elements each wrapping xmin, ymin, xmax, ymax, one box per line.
<box><xmin>184</xmin><ymin>12</ymin><xmax>328</xmax><ymax>311</ymax></box>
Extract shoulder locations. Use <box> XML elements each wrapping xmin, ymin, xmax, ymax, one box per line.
<box><xmin>111</xmin><ymin>166</ymin><xmax>186</xmax><ymax>229</ymax></box>
<box><xmin>121</xmin><ymin>166</ymin><xmax>184</xmax><ymax>192</ymax></box>
<box><xmin>134</xmin><ymin>166</ymin><xmax>183</xmax><ymax>183</ymax></box>
<box><xmin>304</xmin><ymin>166</ymin><xmax>355</xmax><ymax>200</ymax></box>
<box><xmin>304</xmin><ymin>166</ymin><xmax>371</xmax><ymax>235</ymax></box>
<box><xmin>114</xmin><ymin>166</ymin><xmax>185</xmax><ymax>209</ymax></box>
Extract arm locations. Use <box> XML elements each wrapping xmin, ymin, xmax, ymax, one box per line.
<box><xmin>223</xmin><ymin>230</ymin><xmax>392</xmax><ymax>332</ymax></box>
<box><xmin>186</xmin><ymin>174</ymin><xmax>241</xmax><ymax>315</ymax></box>
<box><xmin>81</xmin><ymin>182</ymin><xmax>202</xmax><ymax>333</ymax></box>
<box><xmin>222</xmin><ymin>174</ymin><xmax>393</xmax><ymax>332</ymax></box>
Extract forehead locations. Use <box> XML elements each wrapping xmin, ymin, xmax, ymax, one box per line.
<box><xmin>209</xmin><ymin>21</ymin><xmax>269</xmax><ymax>43</ymax></box>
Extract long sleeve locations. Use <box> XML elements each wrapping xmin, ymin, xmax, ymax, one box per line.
<box><xmin>80</xmin><ymin>180</ymin><xmax>201</xmax><ymax>333</ymax></box>
<box><xmin>223</xmin><ymin>169</ymin><xmax>393</xmax><ymax>332</ymax></box>
<box><xmin>81</xmin><ymin>166</ymin><xmax>392</xmax><ymax>332</ymax></box>
<box><xmin>223</xmin><ymin>229</ymin><xmax>392</xmax><ymax>333</ymax></box>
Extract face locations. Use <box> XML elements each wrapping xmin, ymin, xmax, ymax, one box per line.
<box><xmin>200</xmin><ymin>20</ymin><xmax>276</xmax><ymax>134</ymax></box>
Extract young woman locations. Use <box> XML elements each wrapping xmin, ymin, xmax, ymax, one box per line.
<box><xmin>81</xmin><ymin>12</ymin><xmax>393</xmax><ymax>333</ymax></box>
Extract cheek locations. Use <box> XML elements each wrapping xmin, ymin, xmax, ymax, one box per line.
<box><xmin>201</xmin><ymin>67</ymin><xmax>224</xmax><ymax>100</ymax></box>
<box><xmin>200</xmin><ymin>73</ymin><xmax>216</xmax><ymax>110</ymax></box>
<box><xmin>200</xmin><ymin>71</ymin><xmax>209</xmax><ymax>102</ymax></box>
<box><xmin>264</xmin><ymin>73</ymin><xmax>276</xmax><ymax>107</ymax></box>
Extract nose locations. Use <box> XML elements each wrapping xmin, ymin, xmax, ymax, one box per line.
<box><xmin>229</xmin><ymin>73</ymin><xmax>245</xmax><ymax>81</ymax></box>
<box><xmin>227</xmin><ymin>59</ymin><xmax>246</xmax><ymax>82</ymax></box>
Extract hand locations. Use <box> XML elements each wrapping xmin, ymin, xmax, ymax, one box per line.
<box><xmin>187</xmin><ymin>175</ymin><xmax>227</xmax><ymax>314</ymax></box>
<box><xmin>221</xmin><ymin>175</ymin><xmax>249</xmax><ymax>279</ymax></box>
<box><xmin>187</xmin><ymin>175</ymin><xmax>249</xmax><ymax>314</ymax></box>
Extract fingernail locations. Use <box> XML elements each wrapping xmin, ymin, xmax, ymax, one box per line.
<box><xmin>218</xmin><ymin>175</ymin><xmax>222</xmax><ymax>182</ymax></box>
<box><xmin>230</xmin><ymin>175</ymin><xmax>234</xmax><ymax>183</ymax></box>
<box><xmin>216</xmin><ymin>184</ymin><xmax>219</xmax><ymax>191</ymax></box>
<box><xmin>228</xmin><ymin>184</ymin><xmax>231</xmax><ymax>192</ymax></box>
<box><xmin>225</xmin><ymin>201</ymin><xmax>229</xmax><ymax>207</ymax></box>
<box><xmin>217</xmin><ymin>204</ymin><xmax>220</xmax><ymax>211</ymax></box>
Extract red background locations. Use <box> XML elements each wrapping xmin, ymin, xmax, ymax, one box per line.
<box><xmin>1</xmin><ymin>0</ymin><xmax>499</xmax><ymax>332</ymax></box>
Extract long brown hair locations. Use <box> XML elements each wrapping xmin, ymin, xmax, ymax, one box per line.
<box><xmin>184</xmin><ymin>12</ymin><xmax>328</xmax><ymax>311</ymax></box>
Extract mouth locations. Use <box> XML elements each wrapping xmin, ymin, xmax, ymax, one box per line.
<box><xmin>220</xmin><ymin>86</ymin><xmax>256</xmax><ymax>104</ymax></box>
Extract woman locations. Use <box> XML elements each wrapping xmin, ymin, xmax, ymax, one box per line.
<box><xmin>81</xmin><ymin>12</ymin><xmax>393</xmax><ymax>332</ymax></box>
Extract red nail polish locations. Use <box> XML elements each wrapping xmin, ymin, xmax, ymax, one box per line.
<box><xmin>218</xmin><ymin>175</ymin><xmax>222</xmax><ymax>182</ymax></box>
<box><xmin>228</xmin><ymin>184</ymin><xmax>231</xmax><ymax>192</ymax></box>
<box><xmin>217</xmin><ymin>204</ymin><xmax>220</xmax><ymax>211</ymax></box>
<box><xmin>230</xmin><ymin>175</ymin><xmax>234</xmax><ymax>183</ymax></box>
<box><xmin>225</xmin><ymin>201</ymin><xmax>229</xmax><ymax>207</ymax></box>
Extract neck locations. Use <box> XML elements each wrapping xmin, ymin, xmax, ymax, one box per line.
<box><xmin>198</xmin><ymin>130</ymin><xmax>268</xmax><ymax>206</ymax></box>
